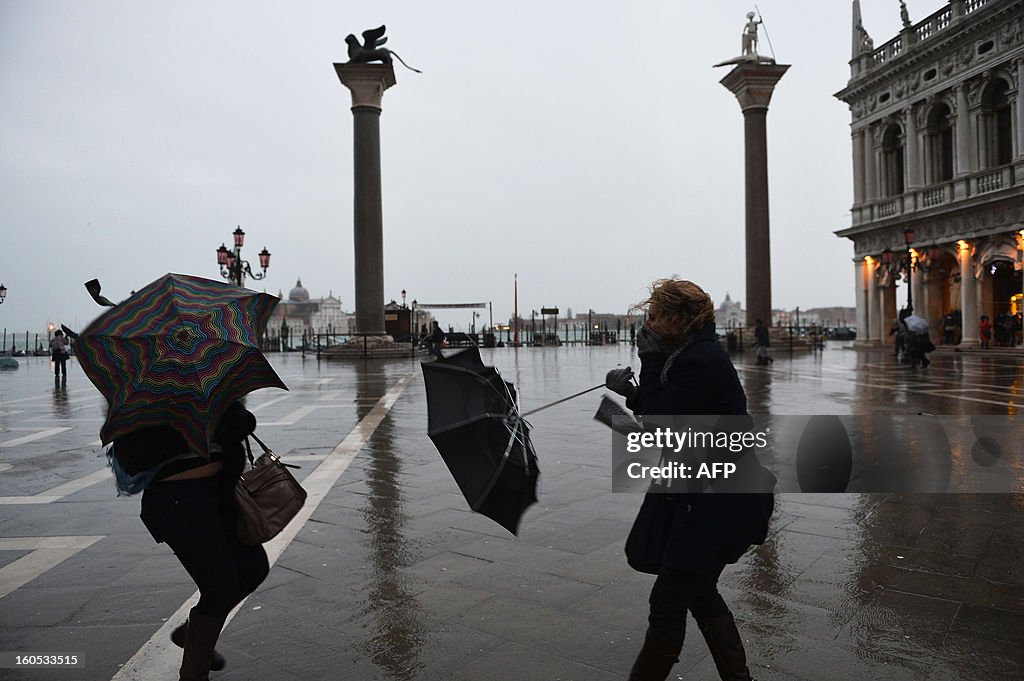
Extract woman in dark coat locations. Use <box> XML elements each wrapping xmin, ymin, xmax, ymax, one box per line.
<box><xmin>606</xmin><ymin>279</ymin><xmax>773</xmax><ymax>681</ymax></box>
<box><xmin>112</xmin><ymin>402</ymin><xmax>268</xmax><ymax>681</ymax></box>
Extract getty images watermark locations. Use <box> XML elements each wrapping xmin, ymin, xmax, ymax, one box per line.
<box><xmin>606</xmin><ymin>412</ymin><xmax>1023</xmax><ymax>494</ymax></box>
<box><xmin>623</xmin><ymin>426</ymin><xmax>770</xmax><ymax>483</ymax></box>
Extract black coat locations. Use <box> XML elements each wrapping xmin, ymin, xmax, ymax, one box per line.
<box><xmin>628</xmin><ymin>322</ymin><xmax>773</xmax><ymax>573</ymax></box>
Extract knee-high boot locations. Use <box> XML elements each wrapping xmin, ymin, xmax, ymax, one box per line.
<box><xmin>171</xmin><ymin>621</ymin><xmax>226</xmax><ymax>671</ymax></box>
<box><xmin>179</xmin><ymin>608</ymin><xmax>226</xmax><ymax>681</ymax></box>
<box><xmin>628</xmin><ymin>626</ymin><xmax>682</xmax><ymax>681</ymax></box>
<box><xmin>694</xmin><ymin>612</ymin><xmax>754</xmax><ymax>681</ymax></box>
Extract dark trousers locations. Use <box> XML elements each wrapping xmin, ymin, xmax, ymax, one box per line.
<box><xmin>52</xmin><ymin>354</ymin><xmax>67</xmax><ymax>377</ymax></box>
<box><xmin>648</xmin><ymin>564</ymin><xmax>730</xmax><ymax>644</ymax></box>
<box><xmin>141</xmin><ymin>477</ymin><xmax>269</xmax><ymax>617</ymax></box>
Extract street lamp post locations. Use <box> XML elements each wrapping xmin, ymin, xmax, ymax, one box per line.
<box><xmin>0</xmin><ymin>283</ymin><xmax>7</xmax><ymax>304</ymax></box>
<box><xmin>215</xmin><ymin>226</ymin><xmax>271</xmax><ymax>287</ymax></box>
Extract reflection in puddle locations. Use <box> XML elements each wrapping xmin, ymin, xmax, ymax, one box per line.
<box><xmin>356</xmin><ymin>363</ymin><xmax>424</xmax><ymax>680</ymax></box>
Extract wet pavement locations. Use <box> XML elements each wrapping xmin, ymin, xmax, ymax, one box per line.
<box><xmin>0</xmin><ymin>343</ymin><xmax>1022</xmax><ymax>680</ymax></box>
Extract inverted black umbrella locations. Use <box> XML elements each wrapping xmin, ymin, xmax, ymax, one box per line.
<box><xmin>421</xmin><ymin>347</ymin><xmax>539</xmax><ymax>535</ymax></box>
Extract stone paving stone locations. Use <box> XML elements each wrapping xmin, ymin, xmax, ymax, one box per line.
<box><xmin>950</xmin><ymin>603</ymin><xmax>1024</xmax><ymax>643</ymax></box>
<box><xmin>936</xmin><ymin>631</ymin><xmax>1024</xmax><ymax>680</ymax></box>
<box><xmin>452</xmin><ymin>641</ymin><xmax>622</xmax><ymax>681</ymax></box>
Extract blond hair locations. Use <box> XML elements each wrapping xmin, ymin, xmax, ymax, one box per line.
<box><xmin>631</xmin><ymin>279</ymin><xmax>716</xmax><ymax>346</ymax></box>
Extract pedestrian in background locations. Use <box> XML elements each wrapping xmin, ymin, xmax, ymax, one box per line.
<box><xmin>979</xmin><ymin>315</ymin><xmax>992</xmax><ymax>350</ymax></box>
<box><xmin>429</xmin><ymin>320</ymin><xmax>446</xmax><ymax>360</ymax></box>
<box><xmin>754</xmin><ymin>318</ymin><xmax>772</xmax><ymax>365</ymax></box>
<box><xmin>605</xmin><ymin>278</ymin><xmax>773</xmax><ymax>681</ymax></box>
<box><xmin>49</xmin><ymin>329</ymin><xmax>70</xmax><ymax>383</ymax></box>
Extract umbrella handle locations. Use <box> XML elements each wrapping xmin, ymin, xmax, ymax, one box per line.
<box><xmin>521</xmin><ymin>384</ymin><xmax>604</xmax><ymax>417</ymax></box>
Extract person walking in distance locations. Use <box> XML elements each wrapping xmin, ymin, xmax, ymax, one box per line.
<box><xmin>429</xmin><ymin>320</ymin><xmax>446</xmax><ymax>360</ymax></box>
<box><xmin>754</xmin><ymin>319</ymin><xmax>772</xmax><ymax>365</ymax></box>
<box><xmin>49</xmin><ymin>329</ymin><xmax>70</xmax><ymax>383</ymax></box>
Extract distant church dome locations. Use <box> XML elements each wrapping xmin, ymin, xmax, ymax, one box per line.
<box><xmin>288</xmin><ymin>278</ymin><xmax>309</xmax><ymax>303</ymax></box>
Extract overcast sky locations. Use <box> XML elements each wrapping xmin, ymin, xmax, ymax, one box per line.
<box><xmin>0</xmin><ymin>0</ymin><xmax>925</xmax><ymax>333</ymax></box>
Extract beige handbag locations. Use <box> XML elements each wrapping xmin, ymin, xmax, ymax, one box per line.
<box><xmin>235</xmin><ymin>434</ymin><xmax>307</xmax><ymax>545</ymax></box>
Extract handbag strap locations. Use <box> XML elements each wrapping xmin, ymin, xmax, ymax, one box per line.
<box><xmin>250</xmin><ymin>433</ymin><xmax>273</xmax><ymax>455</ymax></box>
<box><xmin>244</xmin><ymin>436</ymin><xmax>255</xmax><ymax>467</ymax></box>
<box><xmin>244</xmin><ymin>433</ymin><xmax>301</xmax><ymax>470</ymax></box>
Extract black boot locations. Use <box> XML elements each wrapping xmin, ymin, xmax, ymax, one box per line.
<box><xmin>695</xmin><ymin>612</ymin><xmax>754</xmax><ymax>680</ymax></box>
<box><xmin>171</xmin><ymin>621</ymin><xmax>226</xmax><ymax>671</ymax></box>
<box><xmin>628</xmin><ymin>626</ymin><xmax>682</xmax><ymax>681</ymax></box>
<box><xmin>178</xmin><ymin>608</ymin><xmax>226</xmax><ymax>681</ymax></box>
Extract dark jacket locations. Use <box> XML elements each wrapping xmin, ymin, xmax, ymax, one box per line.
<box><xmin>629</xmin><ymin>322</ymin><xmax>773</xmax><ymax>573</ymax></box>
<box><xmin>754</xmin><ymin>324</ymin><xmax>770</xmax><ymax>347</ymax></box>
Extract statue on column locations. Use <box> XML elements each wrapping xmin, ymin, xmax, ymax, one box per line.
<box><xmin>344</xmin><ymin>25</ymin><xmax>422</xmax><ymax>73</ymax></box>
<box><xmin>715</xmin><ymin>10</ymin><xmax>775</xmax><ymax>67</ymax></box>
<box><xmin>742</xmin><ymin>12</ymin><xmax>762</xmax><ymax>57</ymax></box>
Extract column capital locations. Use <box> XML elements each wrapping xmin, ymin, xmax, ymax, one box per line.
<box><xmin>719</xmin><ymin>63</ymin><xmax>790</xmax><ymax>112</ymax></box>
<box><xmin>334</xmin><ymin>63</ymin><xmax>396</xmax><ymax>110</ymax></box>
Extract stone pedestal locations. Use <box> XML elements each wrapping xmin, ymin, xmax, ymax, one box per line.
<box><xmin>334</xmin><ymin>63</ymin><xmax>396</xmax><ymax>337</ymax></box>
<box><xmin>320</xmin><ymin>334</ymin><xmax>411</xmax><ymax>359</ymax></box>
<box><xmin>719</xmin><ymin>62</ymin><xmax>789</xmax><ymax>327</ymax></box>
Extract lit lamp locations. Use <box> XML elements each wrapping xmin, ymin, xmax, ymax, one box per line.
<box><xmin>215</xmin><ymin>226</ymin><xmax>270</xmax><ymax>287</ymax></box>
<box><xmin>903</xmin><ymin>228</ymin><xmax>915</xmax><ymax>313</ymax></box>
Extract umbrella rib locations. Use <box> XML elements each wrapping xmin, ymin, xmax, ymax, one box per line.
<box><xmin>471</xmin><ymin>411</ymin><xmax>519</xmax><ymax>511</ymax></box>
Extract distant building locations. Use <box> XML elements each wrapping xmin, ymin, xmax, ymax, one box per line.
<box><xmin>269</xmin><ymin>278</ymin><xmax>354</xmax><ymax>344</ymax></box>
<box><xmin>715</xmin><ymin>292</ymin><xmax>745</xmax><ymax>328</ymax></box>
<box><xmin>772</xmin><ymin>306</ymin><xmax>857</xmax><ymax>327</ymax></box>
<box><xmin>835</xmin><ymin>0</ymin><xmax>1024</xmax><ymax>346</ymax></box>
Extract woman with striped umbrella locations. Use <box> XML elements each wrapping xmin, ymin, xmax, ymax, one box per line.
<box><xmin>77</xmin><ymin>273</ymin><xmax>288</xmax><ymax>681</ymax></box>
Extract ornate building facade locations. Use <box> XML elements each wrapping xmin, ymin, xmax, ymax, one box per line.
<box><xmin>835</xmin><ymin>0</ymin><xmax>1024</xmax><ymax>346</ymax></box>
<box><xmin>269</xmin><ymin>279</ymin><xmax>353</xmax><ymax>343</ymax></box>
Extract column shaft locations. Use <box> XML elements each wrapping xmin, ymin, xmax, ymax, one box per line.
<box><xmin>867</xmin><ymin>264</ymin><xmax>879</xmax><ymax>342</ymax></box>
<box><xmin>956</xmin><ymin>85</ymin><xmax>972</xmax><ymax>176</ymax></box>
<box><xmin>744</xmin><ymin>108</ymin><xmax>771</xmax><ymax>327</ymax></box>
<box><xmin>352</xmin><ymin>107</ymin><xmax>385</xmax><ymax>335</ymax></box>
<box><xmin>959</xmin><ymin>244</ymin><xmax>979</xmax><ymax>347</ymax></box>
<box><xmin>855</xmin><ymin>259</ymin><xmax>869</xmax><ymax>343</ymax></box>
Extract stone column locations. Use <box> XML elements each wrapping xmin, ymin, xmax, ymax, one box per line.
<box><xmin>955</xmin><ymin>84</ymin><xmax>972</xmax><ymax>176</ymax></box>
<box><xmin>855</xmin><ymin>258</ymin><xmax>869</xmax><ymax>344</ymax></box>
<box><xmin>1014</xmin><ymin>59</ymin><xmax>1024</xmax><ymax>169</ymax></box>
<box><xmin>334</xmin><ymin>63</ymin><xmax>396</xmax><ymax>336</ymax></box>
<box><xmin>852</xmin><ymin>129</ymin><xmax>866</xmax><ymax>205</ymax></box>
<box><xmin>719</xmin><ymin>62</ymin><xmax>790</xmax><ymax>327</ymax></box>
<box><xmin>864</xmin><ymin>126</ymin><xmax>878</xmax><ymax>201</ymax></box>
<box><xmin>905</xmin><ymin>106</ymin><xmax>921</xmax><ymax>190</ymax></box>
<box><xmin>866</xmin><ymin>260</ymin><xmax>880</xmax><ymax>343</ymax></box>
<box><xmin>958</xmin><ymin>241</ymin><xmax>979</xmax><ymax>347</ymax></box>
<box><xmin>911</xmin><ymin>254</ymin><xmax>925</xmax><ymax>314</ymax></box>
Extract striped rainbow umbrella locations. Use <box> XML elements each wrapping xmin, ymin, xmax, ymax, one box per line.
<box><xmin>77</xmin><ymin>273</ymin><xmax>288</xmax><ymax>456</ymax></box>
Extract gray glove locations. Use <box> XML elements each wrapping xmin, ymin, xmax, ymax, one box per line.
<box><xmin>635</xmin><ymin>326</ymin><xmax>667</xmax><ymax>357</ymax></box>
<box><xmin>605</xmin><ymin>366</ymin><xmax>636</xmax><ymax>398</ymax></box>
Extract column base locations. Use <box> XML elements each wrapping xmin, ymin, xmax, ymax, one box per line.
<box><xmin>320</xmin><ymin>335</ymin><xmax>411</xmax><ymax>359</ymax></box>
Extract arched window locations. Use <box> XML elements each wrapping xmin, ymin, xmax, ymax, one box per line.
<box><xmin>982</xmin><ymin>79</ymin><xmax>1013</xmax><ymax>167</ymax></box>
<box><xmin>882</xmin><ymin>123</ymin><xmax>905</xmax><ymax>196</ymax></box>
<box><xmin>926</xmin><ymin>104</ymin><xmax>954</xmax><ymax>183</ymax></box>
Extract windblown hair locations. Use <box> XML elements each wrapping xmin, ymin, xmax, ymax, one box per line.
<box><xmin>631</xmin><ymin>279</ymin><xmax>716</xmax><ymax>346</ymax></box>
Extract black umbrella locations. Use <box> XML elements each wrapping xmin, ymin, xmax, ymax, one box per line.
<box><xmin>421</xmin><ymin>347</ymin><xmax>539</xmax><ymax>535</ymax></box>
